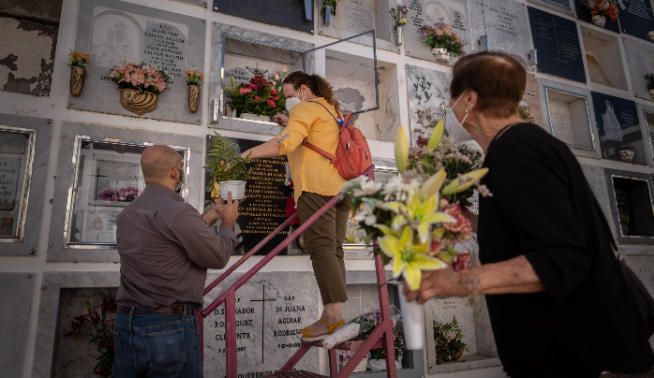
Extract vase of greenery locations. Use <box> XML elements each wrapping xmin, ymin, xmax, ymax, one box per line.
<box><xmin>433</xmin><ymin>317</ymin><xmax>467</xmax><ymax>364</ymax></box>
<box><xmin>419</xmin><ymin>23</ymin><xmax>464</xmax><ymax>64</ymax></box>
<box><xmin>206</xmin><ymin>133</ymin><xmax>250</xmax><ymax>200</ymax></box>
<box><xmin>390</xmin><ymin>5</ymin><xmax>409</xmax><ymax>46</ymax></box>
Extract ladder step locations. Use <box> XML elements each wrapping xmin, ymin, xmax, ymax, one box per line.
<box><xmin>302</xmin><ymin>339</ymin><xmax>384</xmax><ymax>351</ymax></box>
<box><xmin>265</xmin><ymin>370</ymin><xmax>329</xmax><ymax>378</ymax></box>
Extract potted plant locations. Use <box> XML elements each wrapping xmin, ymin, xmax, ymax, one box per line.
<box><xmin>419</xmin><ymin>23</ymin><xmax>464</xmax><ymax>64</ymax></box>
<box><xmin>206</xmin><ymin>133</ymin><xmax>250</xmax><ymax>200</ymax></box>
<box><xmin>185</xmin><ymin>69</ymin><xmax>203</xmax><ymax>113</ymax></box>
<box><xmin>109</xmin><ymin>63</ymin><xmax>169</xmax><ymax>116</ymax></box>
<box><xmin>586</xmin><ymin>0</ymin><xmax>618</xmax><ymax>27</ymax></box>
<box><xmin>68</xmin><ymin>51</ymin><xmax>90</xmax><ymax>97</ymax></box>
<box><xmin>367</xmin><ymin>331</ymin><xmax>405</xmax><ymax>371</ymax></box>
<box><xmin>322</xmin><ymin>0</ymin><xmax>338</xmax><ymax>26</ymax></box>
<box><xmin>225</xmin><ymin>70</ymin><xmax>285</xmax><ymax>122</ymax></box>
<box><xmin>390</xmin><ymin>5</ymin><xmax>409</xmax><ymax>46</ymax></box>
<box><xmin>645</xmin><ymin>73</ymin><xmax>654</xmax><ymax>99</ymax></box>
<box><xmin>344</xmin><ymin>120</ymin><xmax>488</xmax><ymax>349</ymax></box>
<box><xmin>433</xmin><ymin>317</ymin><xmax>467</xmax><ymax>364</ymax></box>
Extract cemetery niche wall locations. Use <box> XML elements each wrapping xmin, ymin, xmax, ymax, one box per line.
<box><xmin>0</xmin><ymin>0</ymin><xmax>62</xmax><ymax>97</ymax></box>
<box><xmin>606</xmin><ymin>169</ymin><xmax>654</xmax><ymax>245</ymax></box>
<box><xmin>527</xmin><ymin>0</ymin><xmax>574</xmax><ymax>15</ymax></box>
<box><xmin>405</xmin><ymin>65</ymin><xmax>450</xmax><ymax>145</ymax></box>
<box><xmin>581</xmin><ymin>27</ymin><xmax>629</xmax><ymax>91</ymax></box>
<box><xmin>69</xmin><ymin>0</ymin><xmax>205</xmax><ymax>124</ymax></box>
<box><xmin>624</xmin><ymin>37</ymin><xmax>654</xmax><ymax>103</ymax></box>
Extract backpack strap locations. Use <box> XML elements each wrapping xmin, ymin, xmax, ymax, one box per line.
<box><xmin>302</xmin><ymin>100</ymin><xmax>343</xmax><ymax>162</ymax></box>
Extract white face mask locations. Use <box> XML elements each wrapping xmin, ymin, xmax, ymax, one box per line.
<box><xmin>285</xmin><ymin>97</ymin><xmax>301</xmax><ymax>114</ymax></box>
<box><xmin>444</xmin><ymin>96</ymin><xmax>473</xmax><ymax>143</ymax></box>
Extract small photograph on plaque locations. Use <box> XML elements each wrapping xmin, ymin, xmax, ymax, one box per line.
<box><xmin>544</xmin><ymin>87</ymin><xmax>594</xmax><ymax>151</ymax></box>
<box><xmin>618</xmin><ymin>0</ymin><xmax>654</xmax><ymax>41</ymax></box>
<box><xmin>574</xmin><ymin>0</ymin><xmax>620</xmax><ymax>32</ymax></box>
<box><xmin>66</xmin><ymin>140</ymin><xmax>187</xmax><ymax>246</ymax></box>
<box><xmin>640</xmin><ymin>108</ymin><xmax>654</xmax><ymax>162</ymax></box>
<box><xmin>528</xmin><ymin>6</ymin><xmax>586</xmax><ymax>83</ymax></box>
<box><xmin>0</xmin><ymin>128</ymin><xmax>34</xmax><ymax>240</ymax></box>
<box><xmin>204</xmin><ymin>136</ymin><xmax>292</xmax><ymax>256</ymax></box>
<box><xmin>592</xmin><ymin>91</ymin><xmax>647</xmax><ymax>164</ymax></box>
<box><xmin>608</xmin><ymin>172</ymin><xmax>654</xmax><ymax>243</ymax></box>
<box><xmin>581</xmin><ymin>27</ymin><xmax>628</xmax><ymax>91</ymax></box>
<box><xmin>0</xmin><ymin>0</ymin><xmax>62</xmax><ymax>97</ymax></box>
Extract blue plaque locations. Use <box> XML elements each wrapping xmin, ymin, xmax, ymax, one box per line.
<box><xmin>574</xmin><ymin>0</ymin><xmax>620</xmax><ymax>32</ymax></box>
<box><xmin>528</xmin><ymin>7</ymin><xmax>586</xmax><ymax>83</ymax></box>
<box><xmin>591</xmin><ymin>91</ymin><xmax>647</xmax><ymax>164</ymax></box>
<box><xmin>214</xmin><ymin>0</ymin><xmax>313</xmax><ymax>33</ymax></box>
<box><xmin>619</xmin><ymin>0</ymin><xmax>654</xmax><ymax>41</ymax></box>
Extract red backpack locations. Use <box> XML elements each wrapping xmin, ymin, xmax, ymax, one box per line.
<box><xmin>303</xmin><ymin>102</ymin><xmax>375</xmax><ymax>180</ymax></box>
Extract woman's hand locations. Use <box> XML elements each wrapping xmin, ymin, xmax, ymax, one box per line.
<box><xmin>403</xmin><ymin>269</ymin><xmax>472</xmax><ymax>304</ymax></box>
<box><xmin>273</xmin><ymin>113</ymin><xmax>289</xmax><ymax>126</ymax></box>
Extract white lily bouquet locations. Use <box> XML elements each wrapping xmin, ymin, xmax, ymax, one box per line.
<box><xmin>343</xmin><ymin>120</ymin><xmax>490</xmax><ymax>349</ymax></box>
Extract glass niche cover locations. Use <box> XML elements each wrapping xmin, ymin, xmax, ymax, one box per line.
<box><xmin>65</xmin><ymin>139</ymin><xmax>185</xmax><ymax>246</ymax></box>
<box><xmin>219</xmin><ymin>31</ymin><xmax>379</xmax><ymax>124</ymax></box>
<box><xmin>609</xmin><ymin>173</ymin><xmax>654</xmax><ymax>243</ymax></box>
<box><xmin>0</xmin><ymin>128</ymin><xmax>35</xmax><ymax>241</ymax></box>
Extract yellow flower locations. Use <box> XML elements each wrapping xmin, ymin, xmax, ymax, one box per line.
<box><xmin>378</xmin><ymin>226</ymin><xmax>447</xmax><ymax>290</ymax></box>
<box><xmin>382</xmin><ymin>190</ymin><xmax>454</xmax><ymax>242</ymax></box>
<box><xmin>441</xmin><ymin>168</ymin><xmax>489</xmax><ymax>196</ymax></box>
<box><xmin>395</xmin><ymin>125</ymin><xmax>409</xmax><ymax>173</ymax></box>
<box><xmin>427</xmin><ymin>119</ymin><xmax>445</xmax><ymax>152</ymax></box>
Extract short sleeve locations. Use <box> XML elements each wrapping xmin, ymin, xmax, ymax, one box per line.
<box><xmin>277</xmin><ymin>102</ymin><xmax>313</xmax><ymax>155</ymax></box>
<box><xmin>488</xmin><ymin>128</ymin><xmax>590</xmax><ymax>302</ymax></box>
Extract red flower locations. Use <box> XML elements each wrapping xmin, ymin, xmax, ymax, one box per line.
<box><xmin>271</xmin><ymin>89</ymin><xmax>278</xmax><ymax>95</ymax></box>
<box><xmin>247</xmin><ymin>84</ymin><xmax>256</xmax><ymax>90</ymax></box>
<box><xmin>254</xmin><ymin>95</ymin><xmax>262</xmax><ymax>101</ymax></box>
<box><xmin>452</xmin><ymin>252</ymin><xmax>470</xmax><ymax>272</ymax></box>
<box><xmin>267</xmin><ymin>99</ymin><xmax>276</xmax><ymax>108</ymax></box>
<box><xmin>430</xmin><ymin>239</ymin><xmax>442</xmax><ymax>255</ymax></box>
<box><xmin>239</xmin><ymin>87</ymin><xmax>252</xmax><ymax>95</ymax></box>
<box><xmin>270</xmin><ymin>95</ymin><xmax>280</xmax><ymax>101</ymax></box>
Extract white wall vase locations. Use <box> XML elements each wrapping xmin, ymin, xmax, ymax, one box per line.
<box><xmin>395</xmin><ymin>26</ymin><xmax>404</xmax><ymax>46</ymax></box>
<box><xmin>592</xmin><ymin>14</ymin><xmax>607</xmax><ymax>27</ymax></box>
<box><xmin>398</xmin><ymin>282</ymin><xmax>425</xmax><ymax>350</ymax></box>
<box><xmin>432</xmin><ymin>48</ymin><xmax>451</xmax><ymax>64</ymax></box>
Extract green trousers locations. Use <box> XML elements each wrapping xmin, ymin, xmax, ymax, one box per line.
<box><xmin>297</xmin><ymin>192</ymin><xmax>349</xmax><ymax>305</ymax></box>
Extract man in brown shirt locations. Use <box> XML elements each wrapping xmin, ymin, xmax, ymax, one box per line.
<box><xmin>113</xmin><ymin>145</ymin><xmax>238</xmax><ymax>378</ymax></box>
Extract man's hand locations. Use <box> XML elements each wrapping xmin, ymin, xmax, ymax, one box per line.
<box><xmin>272</xmin><ymin>113</ymin><xmax>289</xmax><ymax>126</ymax></box>
<box><xmin>214</xmin><ymin>191</ymin><xmax>239</xmax><ymax>230</ymax></box>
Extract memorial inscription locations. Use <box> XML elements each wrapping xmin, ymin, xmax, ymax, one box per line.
<box><xmin>528</xmin><ymin>7</ymin><xmax>586</xmax><ymax>83</ymax></box>
<box><xmin>469</xmin><ymin>0</ymin><xmax>532</xmax><ymax>61</ymax></box>
<box><xmin>619</xmin><ymin>0</ymin><xmax>654</xmax><ymax>41</ymax></box>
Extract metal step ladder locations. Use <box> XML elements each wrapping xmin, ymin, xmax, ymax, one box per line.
<box><xmin>201</xmin><ymin>196</ymin><xmax>397</xmax><ymax>378</ymax></box>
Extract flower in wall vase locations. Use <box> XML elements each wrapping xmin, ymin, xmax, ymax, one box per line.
<box><xmin>69</xmin><ymin>66</ymin><xmax>86</xmax><ymax>97</ymax></box>
<box><xmin>592</xmin><ymin>14</ymin><xmax>607</xmax><ymax>27</ymax></box>
<box><xmin>188</xmin><ymin>84</ymin><xmax>200</xmax><ymax>113</ymax></box>
<box><xmin>120</xmin><ymin>89</ymin><xmax>158</xmax><ymax>116</ymax></box>
<box><xmin>432</xmin><ymin>48</ymin><xmax>451</xmax><ymax>64</ymax></box>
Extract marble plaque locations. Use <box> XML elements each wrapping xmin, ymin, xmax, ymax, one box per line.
<box><xmin>51</xmin><ymin>287</ymin><xmax>117</xmax><ymax>378</ymax></box>
<box><xmin>574</xmin><ymin>0</ymin><xmax>619</xmax><ymax>32</ymax></box>
<box><xmin>204</xmin><ymin>272</ymin><xmax>320</xmax><ymax>375</ymax></box>
<box><xmin>326</xmin><ymin>49</ymin><xmax>378</xmax><ymax>113</ymax></box>
<box><xmin>405</xmin><ymin>65</ymin><xmax>451</xmax><ymax>144</ymax></box>
<box><xmin>582</xmin><ymin>28</ymin><xmax>628</xmax><ymax>91</ymax></box>
<box><xmin>528</xmin><ymin>6</ymin><xmax>586</xmax><ymax>83</ymax></box>
<box><xmin>592</xmin><ymin>92</ymin><xmax>647</xmax><ymax>165</ymax></box>
<box><xmin>405</xmin><ymin>0</ymin><xmax>471</xmax><ymax>62</ymax></box>
<box><xmin>619</xmin><ymin>0</ymin><xmax>654</xmax><ymax>41</ymax></box>
<box><xmin>469</xmin><ymin>0</ymin><xmax>533</xmax><ymax>62</ymax></box>
<box><xmin>70</xmin><ymin>0</ymin><xmax>205</xmax><ymax>124</ymax></box>
<box><xmin>426</xmin><ymin>297</ymin><xmax>478</xmax><ymax>357</ymax></box>
<box><xmin>624</xmin><ymin>37</ymin><xmax>654</xmax><ymax>102</ymax></box>
<box><xmin>527</xmin><ymin>0</ymin><xmax>573</xmax><ymax>14</ymax></box>
<box><xmin>0</xmin><ymin>14</ymin><xmax>58</xmax><ymax>96</ymax></box>
<box><xmin>0</xmin><ymin>273</ymin><xmax>34</xmax><ymax>378</ymax></box>
<box><xmin>351</xmin><ymin>62</ymin><xmax>399</xmax><ymax>142</ymax></box>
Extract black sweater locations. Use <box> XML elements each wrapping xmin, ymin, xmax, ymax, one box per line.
<box><xmin>479</xmin><ymin>123</ymin><xmax>653</xmax><ymax>374</ymax></box>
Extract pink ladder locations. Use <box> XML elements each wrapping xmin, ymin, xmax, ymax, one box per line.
<box><xmin>201</xmin><ymin>196</ymin><xmax>397</xmax><ymax>378</ymax></box>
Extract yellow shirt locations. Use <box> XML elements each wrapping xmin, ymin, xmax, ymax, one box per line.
<box><xmin>277</xmin><ymin>97</ymin><xmax>345</xmax><ymax>202</ymax></box>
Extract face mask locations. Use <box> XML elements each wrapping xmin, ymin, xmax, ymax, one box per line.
<box><xmin>175</xmin><ymin>167</ymin><xmax>184</xmax><ymax>194</ymax></box>
<box><xmin>444</xmin><ymin>96</ymin><xmax>473</xmax><ymax>143</ymax></box>
<box><xmin>285</xmin><ymin>97</ymin><xmax>301</xmax><ymax>114</ymax></box>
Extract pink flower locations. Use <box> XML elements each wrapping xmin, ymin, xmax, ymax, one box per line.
<box><xmin>443</xmin><ymin>204</ymin><xmax>472</xmax><ymax>235</ymax></box>
<box><xmin>267</xmin><ymin>99</ymin><xmax>276</xmax><ymax>108</ymax></box>
<box><xmin>254</xmin><ymin>95</ymin><xmax>262</xmax><ymax>101</ymax></box>
<box><xmin>452</xmin><ymin>252</ymin><xmax>470</xmax><ymax>272</ymax></box>
<box><xmin>239</xmin><ymin>87</ymin><xmax>252</xmax><ymax>95</ymax></box>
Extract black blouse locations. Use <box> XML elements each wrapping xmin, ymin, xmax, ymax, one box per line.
<box><xmin>478</xmin><ymin>123</ymin><xmax>653</xmax><ymax>373</ymax></box>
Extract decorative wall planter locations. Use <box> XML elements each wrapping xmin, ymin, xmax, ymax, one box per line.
<box><xmin>432</xmin><ymin>48</ymin><xmax>452</xmax><ymax>64</ymax></box>
<box><xmin>188</xmin><ymin>85</ymin><xmax>200</xmax><ymax>113</ymax></box>
<box><xmin>119</xmin><ymin>89</ymin><xmax>158</xmax><ymax>116</ymax></box>
<box><xmin>69</xmin><ymin>66</ymin><xmax>86</xmax><ymax>97</ymax></box>
<box><xmin>395</xmin><ymin>26</ymin><xmax>404</xmax><ymax>46</ymax></box>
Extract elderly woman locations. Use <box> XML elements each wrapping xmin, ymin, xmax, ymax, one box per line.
<box><xmin>405</xmin><ymin>52</ymin><xmax>653</xmax><ymax>377</ymax></box>
<box><xmin>241</xmin><ymin>71</ymin><xmax>348</xmax><ymax>341</ymax></box>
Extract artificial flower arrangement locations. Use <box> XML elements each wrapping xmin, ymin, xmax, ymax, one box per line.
<box><xmin>586</xmin><ymin>0</ymin><xmax>619</xmax><ymax>27</ymax></box>
<box><xmin>433</xmin><ymin>317</ymin><xmax>467</xmax><ymax>364</ymax></box>
<box><xmin>109</xmin><ymin>63</ymin><xmax>170</xmax><ymax>115</ymax></box>
<box><xmin>343</xmin><ymin>119</ymin><xmax>489</xmax><ymax>292</ymax></box>
<box><xmin>389</xmin><ymin>5</ymin><xmax>409</xmax><ymax>28</ymax></box>
<box><xmin>225</xmin><ymin>70</ymin><xmax>285</xmax><ymax>120</ymax></box>
<box><xmin>185</xmin><ymin>69</ymin><xmax>203</xmax><ymax>113</ymax></box>
<box><xmin>68</xmin><ymin>51</ymin><xmax>90</xmax><ymax>97</ymax></box>
<box><xmin>419</xmin><ymin>23</ymin><xmax>464</xmax><ymax>63</ymax></box>
<box><xmin>96</xmin><ymin>187</ymin><xmax>139</xmax><ymax>203</ymax></box>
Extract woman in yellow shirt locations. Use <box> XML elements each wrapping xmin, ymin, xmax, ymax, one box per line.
<box><xmin>241</xmin><ymin>72</ymin><xmax>348</xmax><ymax>341</ymax></box>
